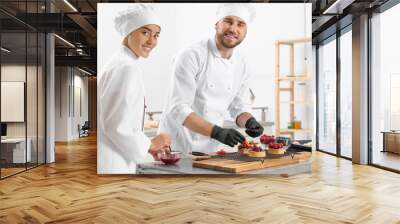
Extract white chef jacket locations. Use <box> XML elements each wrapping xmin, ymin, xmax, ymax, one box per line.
<box><xmin>158</xmin><ymin>37</ymin><xmax>252</xmax><ymax>155</ymax></box>
<box><xmin>97</xmin><ymin>45</ymin><xmax>151</xmax><ymax>174</ymax></box>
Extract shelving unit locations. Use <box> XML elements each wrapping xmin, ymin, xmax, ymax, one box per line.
<box><xmin>275</xmin><ymin>37</ymin><xmax>311</xmax><ymax>139</ymax></box>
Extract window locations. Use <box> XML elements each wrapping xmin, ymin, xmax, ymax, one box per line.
<box><xmin>340</xmin><ymin>29</ymin><xmax>352</xmax><ymax>158</ymax></box>
<box><xmin>370</xmin><ymin>3</ymin><xmax>400</xmax><ymax>171</ymax></box>
<box><xmin>0</xmin><ymin>1</ymin><xmax>46</xmax><ymax>179</ymax></box>
<box><xmin>317</xmin><ymin>36</ymin><xmax>337</xmax><ymax>154</ymax></box>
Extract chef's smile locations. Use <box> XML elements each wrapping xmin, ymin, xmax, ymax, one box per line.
<box><xmin>215</xmin><ymin>16</ymin><xmax>247</xmax><ymax>50</ymax></box>
<box><xmin>126</xmin><ymin>24</ymin><xmax>161</xmax><ymax>58</ymax></box>
<box><xmin>142</xmin><ymin>45</ymin><xmax>153</xmax><ymax>53</ymax></box>
<box><xmin>224</xmin><ymin>32</ymin><xmax>238</xmax><ymax>41</ymax></box>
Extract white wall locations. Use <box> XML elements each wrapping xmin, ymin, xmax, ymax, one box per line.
<box><xmin>55</xmin><ymin>67</ymin><xmax>68</xmax><ymax>141</ymax></box>
<box><xmin>1</xmin><ymin>64</ymin><xmax>46</xmax><ymax>163</ymax></box>
<box><xmin>1</xmin><ymin>65</ymin><xmax>37</xmax><ymax>138</ymax></box>
<box><xmin>1</xmin><ymin>65</ymin><xmax>26</xmax><ymax>141</ymax></box>
<box><xmin>72</xmin><ymin>73</ymin><xmax>89</xmax><ymax>137</ymax></box>
<box><xmin>98</xmin><ymin>3</ymin><xmax>313</xmax><ymax>136</ymax></box>
<box><xmin>55</xmin><ymin>67</ymin><xmax>89</xmax><ymax>141</ymax></box>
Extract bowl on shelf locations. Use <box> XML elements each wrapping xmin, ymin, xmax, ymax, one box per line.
<box><xmin>160</xmin><ymin>151</ymin><xmax>181</xmax><ymax>165</ymax></box>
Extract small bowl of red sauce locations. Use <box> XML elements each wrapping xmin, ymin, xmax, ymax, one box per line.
<box><xmin>160</xmin><ymin>152</ymin><xmax>181</xmax><ymax>165</ymax></box>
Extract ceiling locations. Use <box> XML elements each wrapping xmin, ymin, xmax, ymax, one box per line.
<box><xmin>0</xmin><ymin>0</ymin><xmax>393</xmax><ymax>75</ymax></box>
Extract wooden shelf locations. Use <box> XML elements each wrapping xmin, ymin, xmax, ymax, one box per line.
<box><xmin>280</xmin><ymin>101</ymin><xmax>308</xmax><ymax>105</ymax></box>
<box><xmin>278</xmin><ymin>76</ymin><xmax>309</xmax><ymax>81</ymax></box>
<box><xmin>279</xmin><ymin>129</ymin><xmax>312</xmax><ymax>134</ymax></box>
<box><xmin>275</xmin><ymin>37</ymin><xmax>312</xmax><ymax>139</ymax></box>
<box><xmin>276</xmin><ymin>37</ymin><xmax>312</xmax><ymax>45</ymax></box>
<box><xmin>279</xmin><ymin>88</ymin><xmax>291</xmax><ymax>91</ymax></box>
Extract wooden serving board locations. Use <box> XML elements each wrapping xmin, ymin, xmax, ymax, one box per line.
<box><xmin>192</xmin><ymin>152</ymin><xmax>311</xmax><ymax>173</ymax></box>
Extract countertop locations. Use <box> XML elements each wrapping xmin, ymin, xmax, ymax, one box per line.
<box><xmin>137</xmin><ymin>157</ymin><xmax>311</xmax><ymax>175</ymax></box>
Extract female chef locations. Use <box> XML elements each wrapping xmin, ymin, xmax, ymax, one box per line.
<box><xmin>98</xmin><ymin>4</ymin><xmax>170</xmax><ymax>174</ymax></box>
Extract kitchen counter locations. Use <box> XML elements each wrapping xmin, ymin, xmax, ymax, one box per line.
<box><xmin>137</xmin><ymin>157</ymin><xmax>311</xmax><ymax>175</ymax></box>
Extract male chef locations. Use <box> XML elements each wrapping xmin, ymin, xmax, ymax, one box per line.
<box><xmin>159</xmin><ymin>3</ymin><xmax>263</xmax><ymax>154</ymax></box>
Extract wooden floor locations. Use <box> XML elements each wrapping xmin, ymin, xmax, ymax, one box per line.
<box><xmin>373</xmin><ymin>151</ymin><xmax>400</xmax><ymax>171</ymax></box>
<box><xmin>1</xmin><ymin>135</ymin><xmax>400</xmax><ymax>224</ymax></box>
<box><xmin>1</xmin><ymin>163</ymin><xmax>46</xmax><ymax>178</ymax></box>
<box><xmin>1</xmin><ymin>167</ymin><xmax>26</xmax><ymax>178</ymax></box>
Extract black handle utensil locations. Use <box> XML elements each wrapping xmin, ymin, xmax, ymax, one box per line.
<box><xmin>192</xmin><ymin>151</ymin><xmax>208</xmax><ymax>156</ymax></box>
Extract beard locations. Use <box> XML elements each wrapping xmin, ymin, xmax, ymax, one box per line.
<box><xmin>216</xmin><ymin>31</ymin><xmax>244</xmax><ymax>49</ymax></box>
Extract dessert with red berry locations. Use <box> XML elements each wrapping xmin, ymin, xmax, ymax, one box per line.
<box><xmin>248</xmin><ymin>145</ymin><xmax>266</xmax><ymax>158</ymax></box>
<box><xmin>260</xmin><ymin>134</ymin><xmax>275</xmax><ymax>145</ymax></box>
<box><xmin>268</xmin><ymin>142</ymin><xmax>285</xmax><ymax>155</ymax></box>
<box><xmin>238</xmin><ymin>140</ymin><xmax>252</xmax><ymax>155</ymax></box>
<box><xmin>215</xmin><ymin>149</ymin><xmax>226</xmax><ymax>155</ymax></box>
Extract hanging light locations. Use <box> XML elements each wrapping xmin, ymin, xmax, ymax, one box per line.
<box><xmin>63</xmin><ymin>0</ymin><xmax>78</xmax><ymax>12</ymax></box>
<box><xmin>1</xmin><ymin>47</ymin><xmax>11</xmax><ymax>53</ymax></box>
<box><xmin>54</xmin><ymin>34</ymin><xmax>75</xmax><ymax>48</ymax></box>
<box><xmin>78</xmin><ymin>67</ymin><xmax>93</xmax><ymax>76</ymax></box>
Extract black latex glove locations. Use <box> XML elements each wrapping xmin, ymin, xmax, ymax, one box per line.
<box><xmin>210</xmin><ymin>125</ymin><xmax>245</xmax><ymax>147</ymax></box>
<box><xmin>245</xmin><ymin>117</ymin><xmax>264</xmax><ymax>137</ymax></box>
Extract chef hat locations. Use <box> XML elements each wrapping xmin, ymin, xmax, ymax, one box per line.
<box><xmin>114</xmin><ymin>4</ymin><xmax>160</xmax><ymax>39</ymax></box>
<box><xmin>216</xmin><ymin>3</ymin><xmax>256</xmax><ymax>25</ymax></box>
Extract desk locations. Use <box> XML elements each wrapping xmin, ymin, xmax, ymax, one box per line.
<box><xmin>1</xmin><ymin>138</ymin><xmax>31</xmax><ymax>163</ymax></box>
<box><xmin>382</xmin><ymin>131</ymin><xmax>400</xmax><ymax>154</ymax></box>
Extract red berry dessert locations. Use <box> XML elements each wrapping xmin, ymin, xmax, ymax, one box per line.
<box><xmin>268</xmin><ymin>142</ymin><xmax>285</xmax><ymax>155</ymax></box>
<box><xmin>260</xmin><ymin>134</ymin><xmax>275</xmax><ymax>145</ymax></box>
<box><xmin>238</xmin><ymin>140</ymin><xmax>252</xmax><ymax>155</ymax></box>
<box><xmin>248</xmin><ymin>145</ymin><xmax>266</xmax><ymax>158</ymax></box>
<box><xmin>216</xmin><ymin>149</ymin><xmax>226</xmax><ymax>155</ymax></box>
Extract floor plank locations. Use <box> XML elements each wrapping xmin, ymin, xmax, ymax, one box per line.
<box><xmin>1</xmin><ymin>134</ymin><xmax>400</xmax><ymax>223</ymax></box>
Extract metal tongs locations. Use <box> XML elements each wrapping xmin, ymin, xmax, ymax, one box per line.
<box><xmin>163</xmin><ymin>146</ymin><xmax>175</xmax><ymax>155</ymax></box>
<box><xmin>192</xmin><ymin>151</ymin><xmax>208</xmax><ymax>156</ymax></box>
<box><xmin>168</xmin><ymin>146</ymin><xmax>172</xmax><ymax>154</ymax></box>
<box><xmin>191</xmin><ymin>151</ymin><xmax>211</xmax><ymax>161</ymax></box>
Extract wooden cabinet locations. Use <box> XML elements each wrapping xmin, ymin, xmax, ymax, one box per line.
<box><xmin>382</xmin><ymin>131</ymin><xmax>400</xmax><ymax>154</ymax></box>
